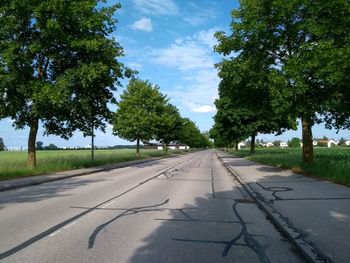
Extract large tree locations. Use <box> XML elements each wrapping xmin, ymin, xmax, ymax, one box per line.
<box><xmin>0</xmin><ymin>0</ymin><xmax>126</xmax><ymax>168</ymax></box>
<box><xmin>113</xmin><ymin>78</ymin><xmax>168</xmax><ymax>154</ymax></box>
<box><xmin>213</xmin><ymin>57</ymin><xmax>295</xmax><ymax>155</ymax></box>
<box><xmin>215</xmin><ymin>0</ymin><xmax>350</xmax><ymax>162</ymax></box>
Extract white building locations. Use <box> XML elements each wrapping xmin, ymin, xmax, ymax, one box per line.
<box><xmin>280</xmin><ymin>141</ymin><xmax>288</xmax><ymax>148</ymax></box>
<box><xmin>327</xmin><ymin>140</ymin><xmax>339</xmax><ymax>148</ymax></box>
<box><xmin>265</xmin><ymin>142</ymin><xmax>274</xmax><ymax>147</ymax></box>
<box><xmin>237</xmin><ymin>142</ymin><xmax>246</xmax><ymax>150</ymax></box>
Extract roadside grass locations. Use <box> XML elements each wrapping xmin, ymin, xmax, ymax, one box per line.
<box><xmin>0</xmin><ymin>149</ymin><xmax>191</xmax><ymax>180</ymax></box>
<box><xmin>229</xmin><ymin>147</ymin><xmax>350</xmax><ymax>185</ymax></box>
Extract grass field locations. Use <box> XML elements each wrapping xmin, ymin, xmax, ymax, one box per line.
<box><xmin>229</xmin><ymin>147</ymin><xmax>350</xmax><ymax>185</ymax></box>
<box><xmin>0</xmin><ymin>149</ymin><xmax>189</xmax><ymax>180</ymax></box>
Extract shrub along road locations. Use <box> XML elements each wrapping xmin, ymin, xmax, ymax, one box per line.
<box><xmin>0</xmin><ymin>150</ymin><xmax>304</xmax><ymax>263</ymax></box>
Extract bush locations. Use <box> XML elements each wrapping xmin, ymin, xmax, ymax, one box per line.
<box><xmin>288</xmin><ymin>137</ymin><xmax>300</xmax><ymax>148</ymax></box>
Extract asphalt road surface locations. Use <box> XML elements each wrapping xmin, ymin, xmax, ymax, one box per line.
<box><xmin>0</xmin><ymin>150</ymin><xmax>305</xmax><ymax>262</ymax></box>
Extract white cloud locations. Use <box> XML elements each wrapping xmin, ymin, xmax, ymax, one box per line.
<box><xmin>193</xmin><ymin>28</ymin><xmax>219</xmax><ymax>49</ymax></box>
<box><xmin>130</xmin><ymin>17</ymin><xmax>153</xmax><ymax>32</ymax></box>
<box><xmin>151</xmin><ymin>28</ymin><xmax>219</xmax><ymax>70</ymax></box>
<box><xmin>150</xmin><ymin>28</ymin><xmax>221</xmax><ymax>114</ymax></box>
<box><xmin>152</xmin><ymin>42</ymin><xmax>213</xmax><ymax>70</ymax></box>
<box><xmin>186</xmin><ymin>102</ymin><xmax>216</xmax><ymax>113</ymax></box>
<box><xmin>127</xmin><ymin>62</ymin><xmax>143</xmax><ymax>71</ymax></box>
<box><xmin>132</xmin><ymin>0</ymin><xmax>179</xmax><ymax>16</ymax></box>
<box><xmin>183</xmin><ymin>8</ymin><xmax>217</xmax><ymax>26</ymax></box>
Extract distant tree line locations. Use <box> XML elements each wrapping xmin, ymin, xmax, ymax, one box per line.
<box><xmin>210</xmin><ymin>0</ymin><xmax>350</xmax><ymax>163</ymax></box>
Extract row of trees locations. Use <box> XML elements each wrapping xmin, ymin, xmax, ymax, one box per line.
<box><xmin>0</xmin><ymin>1</ymin><xmax>207</xmax><ymax>168</ymax></box>
<box><xmin>211</xmin><ymin>0</ymin><xmax>349</xmax><ymax>163</ymax></box>
<box><xmin>0</xmin><ymin>0</ymin><xmax>131</xmax><ymax>168</ymax></box>
<box><xmin>113</xmin><ymin>79</ymin><xmax>211</xmax><ymax>154</ymax></box>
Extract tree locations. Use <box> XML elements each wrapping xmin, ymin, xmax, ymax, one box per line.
<box><xmin>154</xmin><ymin>103</ymin><xmax>183</xmax><ymax>152</ymax></box>
<box><xmin>213</xmin><ymin>56</ymin><xmax>295</xmax><ymax>155</ymax></box>
<box><xmin>198</xmin><ymin>131</ymin><xmax>213</xmax><ymax>148</ymax></box>
<box><xmin>273</xmin><ymin>140</ymin><xmax>280</xmax><ymax>147</ymax></box>
<box><xmin>339</xmin><ymin>137</ymin><xmax>346</xmax><ymax>146</ymax></box>
<box><xmin>113</xmin><ymin>79</ymin><xmax>168</xmax><ymax>154</ymax></box>
<box><xmin>0</xmin><ymin>137</ymin><xmax>5</xmax><ymax>151</ymax></box>
<box><xmin>0</xmin><ymin>1</ymin><xmax>126</xmax><ymax>168</ymax></box>
<box><xmin>215</xmin><ymin>0</ymin><xmax>350</xmax><ymax>162</ymax></box>
<box><xmin>288</xmin><ymin>137</ymin><xmax>301</xmax><ymax>148</ymax></box>
<box><xmin>36</xmin><ymin>141</ymin><xmax>44</xmax><ymax>150</ymax></box>
<box><xmin>209</xmin><ymin>124</ymin><xmax>233</xmax><ymax>149</ymax></box>
<box><xmin>179</xmin><ymin>118</ymin><xmax>202</xmax><ymax>148</ymax></box>
<box><xmin>44</xmin><ymin>143</ymin><xmax>59</xmax><ymax>150</ymax></box>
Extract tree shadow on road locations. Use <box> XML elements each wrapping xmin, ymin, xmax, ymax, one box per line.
<box><xmin>110</xmin><ymin>190</ymin><xmax>298</xmax><ymax>263</ymax></box>
<box><xmin>0</xmin><ymin>177</ymin><xmax>108</xmax><ymax>208</ymax></box>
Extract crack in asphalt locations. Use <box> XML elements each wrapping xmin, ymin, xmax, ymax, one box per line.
<box><xmin>211</xmin><ymin>168</ymin><xmax>216</xmax><ymax>199</ymax></box>
<box><xmin>170</xmin><ymin>154</ymin><xmax>271</xmax><ymax>261</ymax></box>
<box><xmin>224</xmin><ymin>201</ymin><xmax>270</xmax><ymax>261</ymax></box>
<box><xmin>256</xmin><ymin>183</ymin><xmax>293</xmax><ymax>201</ymax></box>
<box><xmin>171</xmin><ymin>200</ymin><xmax>270</xmax><ymax>262</ymax></box>
<box><xmin>0</xmin><ymin>153</ymin><xmax>201</xmax><ymax>260</ymax></box>
<box><xmin>88</xmin><ymin>199</ymin><xmax>170</xmax><ymax>248</ymax></box>
<box><xmin>216</xmin><ymin>152</ymin><xmax>333</xmax><ymax>263</ymax></box>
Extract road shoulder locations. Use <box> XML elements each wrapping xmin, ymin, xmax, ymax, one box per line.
<box><xmin>217</xmin><ymin>151</ymin><xmax>350</xmax><ymax>263</ymax></box>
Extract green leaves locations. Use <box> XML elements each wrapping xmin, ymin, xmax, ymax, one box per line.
<box><xmin>0</xmin><ymin>0</ymin><xmax>128</xmax><ymax>167</ymax></box>
<box><xmin>113</xmin><ymin>79</ymin><xmax>168</xmax><ymax>144</ymax></box>
<box><xmin>113</xmin><ymin>78</ymin><xmax>208</xmax><ymax>150</ymax></box>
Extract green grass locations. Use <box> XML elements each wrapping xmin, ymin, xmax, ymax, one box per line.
<box><xmin>0</xmin><ymin>149</ymin><xmax>191</xmax><ymax>180</ymax></box>
<box><xmin>229</xmin><ymin>147</ymin><xmax>350</xmax><ymax>185</ymax></box>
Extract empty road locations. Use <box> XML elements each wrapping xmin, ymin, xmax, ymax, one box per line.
<box><xmin>0</xmin><ymin>150</ymin><xmax>305</xmax><ymax>262</ymax></box>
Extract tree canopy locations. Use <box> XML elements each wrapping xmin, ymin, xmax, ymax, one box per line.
<box><xmin>0</xmin><ymin>0</ymin><xmax>127</xmax><ymax>167</ymax></box>
<box><xmin>154</xmin><ymin>103</ymin><xmax>183</xmax><ymax>151</ymax></box>
<box><xmin>113</xmin><ymin>78</ymin><xmax>168</xmax><ymax>154</ymax></box>
<box><xmin>213</xmin><ymin>55</ymin><xmax>295</xmax><ymax>154</ymax></box>
<box><xmin>214</xmin><ymin>0</ymin><xmax>350</xmax><ymax>162</ymax></box>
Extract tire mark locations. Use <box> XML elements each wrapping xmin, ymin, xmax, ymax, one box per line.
<box><xmin>88</xmin><ymin>199</ymin><xmax>170</xmax><ymax>248</ymax></box>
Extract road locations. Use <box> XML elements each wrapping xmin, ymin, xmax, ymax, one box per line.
<box><xmin>0</xmin><ymin>150</ymin><xmax>305</xmax><ymax>262</ymax></box>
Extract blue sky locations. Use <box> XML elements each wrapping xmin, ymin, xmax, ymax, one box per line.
<box><xmin>0</xmin><ymin>0</ymin><xmax>349</xmax><ymax>148</ymax></box>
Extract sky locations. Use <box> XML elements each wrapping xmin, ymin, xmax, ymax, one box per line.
<box><xmin>0</xmin><ymin>0</ymin><xmax>349</xmax><ymax>148</ymax></box>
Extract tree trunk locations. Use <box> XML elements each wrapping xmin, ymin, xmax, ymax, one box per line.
<box><xmin>302</xmin><ymin>116</ymin><xmax>314</xmax><ymax>163</ymax></box>
<box><xmin>136</xmin><ymin>138</ymin><xmax>140</xmax><ymax>155</ymax></box>
<box><xmin>27</xmin><ymin>117</ymin><xmax>39</xmax><ymax>169</ymax></box>
<box><xmin>250</xmin><ymin>133</ymin><xmax>256</xmax><ymax>155</ymax></box>
<box><xmin>235</xmin><ymin>139</ymin><xmax>239</xmax><ymax>151</ymax></box>
<box><xmin>91</xmin><ymin>124</ymin><xmax>95</xmax><ymax>161</ymax></box>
